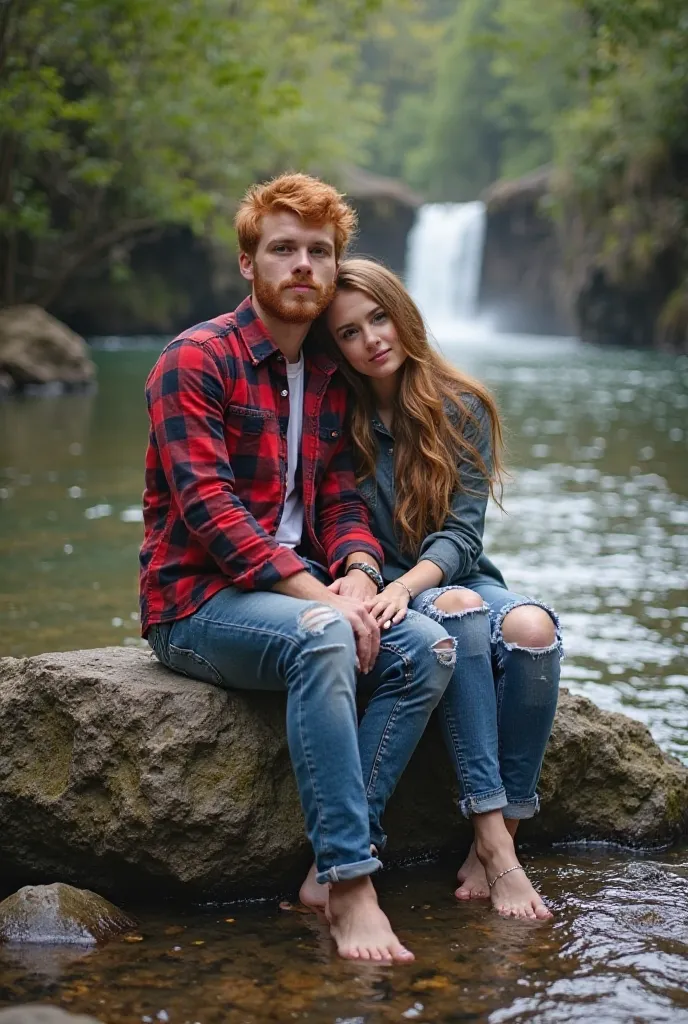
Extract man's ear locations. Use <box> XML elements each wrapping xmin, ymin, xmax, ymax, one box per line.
<box><xmin>239</xmin><ymin>251</ymin><xmax>255</xmax><ymax>282</ymax></box>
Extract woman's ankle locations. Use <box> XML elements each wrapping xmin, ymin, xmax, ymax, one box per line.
<box><xmin>472</xmin><ymin>811</ymin><xmax>517</xmax><ymax>861</ymax></box>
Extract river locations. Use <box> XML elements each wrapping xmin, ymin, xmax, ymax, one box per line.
<box><xmin>0</xmin><ymin>331</ymin><xmax>687</xmax><ymax>1021</ymax></box>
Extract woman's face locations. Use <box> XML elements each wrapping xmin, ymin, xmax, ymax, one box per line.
<box><xmin>327</xmin><ymin>288</ymin><xmax>406</xmax><ymax>380</ymax></box>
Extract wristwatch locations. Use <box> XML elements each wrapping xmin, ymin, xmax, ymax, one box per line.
<box><xmin>345</xmin><ymin>561</ymin><xmax>385</xmax><ymax>593</ymax></box>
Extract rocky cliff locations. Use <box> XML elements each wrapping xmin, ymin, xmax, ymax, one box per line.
<box><xmin>479</xmin><ymin>168</ymin><xmax>574</xmax><ymax>336</ymax></box>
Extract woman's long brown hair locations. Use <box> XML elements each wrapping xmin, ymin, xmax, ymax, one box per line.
<box><xmin>326</xmin><ymin>259</ymin><xmax>505</xmax><ymax>555</ymax></box>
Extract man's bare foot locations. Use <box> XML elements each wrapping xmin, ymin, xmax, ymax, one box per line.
<box><xmin>475</xmin><ymin>835</ymin><xmax>552</xmax><ymax>920</ymax></box>
<box><xmin>455</xmin><ymin>843</ymin><xmax>490</xmax><ymax>900</ymax></box>
<box><xmin>326</xmin><ymin>876</ymin><xmax>414</xmax><ymax>962</ymax></box>
<box><xmin>299</xmin><ymin>862</ymin><xmax>329</xmax><ymax>911</ymax></box>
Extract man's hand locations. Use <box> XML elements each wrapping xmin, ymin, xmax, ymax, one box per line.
<box><xmin>329</xmin><ymin>569</ymin><xmax>379</xmax><ymax>603</ymax></box>
<box><xmin>325</xmin><ymin>592</ymin><xmax>381</xmax><ymax>674</ymax></box>
<box><xmin>273</xmin><ymin>568</ymin><xmax>380</xmax><ymax>673</ymax></box>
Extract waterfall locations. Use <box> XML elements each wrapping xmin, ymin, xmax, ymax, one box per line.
<box><xmin>406</xmin><ymin>201</ymin><xmax>486</xmax><ymax>328</ymax></box>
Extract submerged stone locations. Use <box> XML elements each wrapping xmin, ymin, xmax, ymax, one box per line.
<box><xmin>0</xmin><ymin>1008</ymin><xmax>102</xmax><ymax>1024</ymax></box>
<box><xmin>0</xmin><ymin>648</ymin><xmax>686</xmax><ymax>897</ymax></box>
<box><xmin>0</xmin><ymin>883</ymin><xmax>135</xmax><ymax>945</ymax></box>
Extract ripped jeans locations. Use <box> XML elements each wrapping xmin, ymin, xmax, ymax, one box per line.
<box><xmin>148</xmin><ymin>584</ymin><xmax>453</xmax><ymax>884</ymax></box>
<box><xmin>411</xmin><ymin>582</ymin><xmax>562</xmax><ymax>819</ymax></box>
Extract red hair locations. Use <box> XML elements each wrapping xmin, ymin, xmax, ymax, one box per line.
<box><xmin>235</xmin><ymin>172</ymin><xmax>357</xmax><ymax>260</ymax></box>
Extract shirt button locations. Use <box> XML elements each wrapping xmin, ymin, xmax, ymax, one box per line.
<box><xmin>388</xmin><ymin>447</ymin><xmax>393</xmax><ymax>455</ymax></box>
<box><xmin>280</xmin><ymin>389</ymin><xmax>288</xmax><ymax>398</ymax></box>
<box><xmin>277</xmin><ymin>354</ymin><xmax>285</xmax><ymax>362</ymax></box>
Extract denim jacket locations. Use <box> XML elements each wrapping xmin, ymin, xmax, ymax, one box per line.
<box><xmin>358</xmin><ymin>396</ymin><xmax>506</xmax><ymax>589</ymax></box>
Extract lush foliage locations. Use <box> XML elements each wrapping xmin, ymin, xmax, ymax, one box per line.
<box><xmin>553</xmin><ymin>0</ymin><xmax>688</xmax><ymax>339</ymax></box>
<box><xmin>0</xmin><ymin>0</ymin><xmax>381</xmax><ymax>305</ymax></box>
<box><xmin>365</xmin><ymin>0</ymin><xmax>687</xmax><ymax>341</ymax></box>
<box><xmin>2</xmin><ymin>0</ymin><xmax>686</xmax><ymax>336</ymax></box>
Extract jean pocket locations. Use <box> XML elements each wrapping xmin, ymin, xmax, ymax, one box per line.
<box><xmin>166</xmin><ymin>639</ymin><xmax>224</xmax><ymax>688</ymax></box>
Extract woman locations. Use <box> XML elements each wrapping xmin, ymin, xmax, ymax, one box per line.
<box><xmin>313</xmin><ymin>259</ymin><xmax>562</xmax><ymax>920</ymax></box>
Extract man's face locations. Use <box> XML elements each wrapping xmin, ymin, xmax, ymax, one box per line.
<box><xmin>240</xmin><ymin>211</ymin><xmax>338</xmax><ymax>324</ymax></box>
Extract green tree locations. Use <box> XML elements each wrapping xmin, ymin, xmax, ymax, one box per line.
<box><xmin>406</xmin><ymin>0</ymin><xmax>505</xmax><ymax>200</ymax></box>
<box><xmin>0</xmin><ymin>0</ymin><xmax>382</xmax><ymax>307</ymax></box>
<box><xmin>357</xmin><ymin>0</ymin><xmax>455</xmax><ymax>185</ymax></box>
<box><xmin>553</xmin><ymin>0</ymin><xmax>688</xmax><ymax>312</ymax></box>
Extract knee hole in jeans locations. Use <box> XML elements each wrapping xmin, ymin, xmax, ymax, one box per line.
<box><xmin>501</xmin><ymin>605</ymin><xmax>556</xmax><ymax>649</ymax></box>
<box><xmin>431</xmin><ymin>636</ymin><xmax>457</xmax><ymax>668</ymax></box>
<box><xmin>433</xmin><ymin>588</ymin><xmax>485</xmax><ymax>616</ymax></box>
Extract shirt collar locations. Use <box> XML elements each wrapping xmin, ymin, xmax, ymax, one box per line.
<box><xmin>372</xmin><ymin>415</ymin><xmax>394</xmax><ymax>438</ymax></box>
<box><xmin>235</xmin><ymin>296</ymin><xmax>338</xmax><ymax>376</ymax></box>
<box><xmin>234</xmin><ymin>296</ymin><xmax>279</xmax><ymax>365</ymax></box>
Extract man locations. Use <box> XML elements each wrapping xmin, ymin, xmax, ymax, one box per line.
<box><xmin>140</xmin><ymin>173</ymin><xmax>454</xmax><ymax>962</ymax></box>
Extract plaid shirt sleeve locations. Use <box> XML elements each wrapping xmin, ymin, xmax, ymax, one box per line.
<box><xmin>315</xmin><ymin>428</ymin><xmax>384</xmax><ymax>577</ymax></box>
<box><xmin>147</xmin><ymin>339</ymin><xmax>309</xmax><ymax>589</ymax></box>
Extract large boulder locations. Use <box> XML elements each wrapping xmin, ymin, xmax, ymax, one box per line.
<box><xmin>0</xmin><ymin>648</ymin><xmax>685</xmax><ymax>898</ymax></box>
<box><xmin>0</xmin><ymin>306</ymin><xmax>95</xmax><ymax>392</ymax></box>
<box><xmin>0</xmin><ymin>883</ymin><xmax>135</xmax><ymax>945</ymax></box>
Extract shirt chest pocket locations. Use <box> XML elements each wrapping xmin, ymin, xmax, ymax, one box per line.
<box><xmin>224</xmin><ymin>405</ymin><xmax>277</xmax><ymax>462</ymax></box>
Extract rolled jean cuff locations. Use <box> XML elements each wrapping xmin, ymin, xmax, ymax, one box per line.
<box><xmin>459</xmin><ymin>786</ymin><xmax>508</xmax><ymax>819</ymax></box>
<box><xmin>503</xmin><ymin>794</ymin><xmax>540</xmax><ymax>819</ymax></box>
<box><xmin>316</xmin><ymin>854</ymin><xmax>383</xmax><ymax>885</ymax></box>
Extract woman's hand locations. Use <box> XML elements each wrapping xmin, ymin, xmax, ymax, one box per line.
<box><xmin>365</xmin><ymin>581</ymin><xmax>410</xmax><ymax>630</ymax></box>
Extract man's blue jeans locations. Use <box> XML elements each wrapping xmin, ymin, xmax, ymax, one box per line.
<box><xmin>411</xmin><ymin>582</ymin><xmax>562</xmax><ymax>820</ymax></box>
<box><xmin>148</xmin><ymin>585</ymin><xmax>454</xmax><ymax>884</ymax></box>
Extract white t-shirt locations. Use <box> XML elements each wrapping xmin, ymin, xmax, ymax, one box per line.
<box><xmin>274</xmin><ymin>354</ymin><xmax>305</xmax><ymax>549</ymax></box>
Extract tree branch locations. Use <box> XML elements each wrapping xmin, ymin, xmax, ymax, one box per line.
<box><xmin>35</xmin><ymin>215</ymin><xmax>162</xmax><ymax>307</ymax></box>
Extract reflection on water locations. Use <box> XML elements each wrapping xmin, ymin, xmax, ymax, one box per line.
<box><xmin>1</xmin><ymin>850</ymin><xmax>687</xmax><ymax>1023</ymax></box>
<box><xmin>1</xmin><ymin>334</ymin><xmax>686</xmax><ymax>759</ymax></box>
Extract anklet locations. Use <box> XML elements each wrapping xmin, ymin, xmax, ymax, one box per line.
<box><xmin>487</xmin><ymin>865</ymin><xmax>524</xmax><ymax>888</ymax></box>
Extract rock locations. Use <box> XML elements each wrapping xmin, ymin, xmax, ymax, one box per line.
<box><xmin>343</xmin><ymin>165</ymin><xmax>423</xmax><ymax>277</ymax></box>
<box><xmin>480</xmin><ymin>166</ymin><xmax>575</xmax><ymax>336</ymax></box>
<box><xmin>573</xmin><ymin>263</ymin><xmax>684</xmax><ymax>352</ymax></box>
<box><xmin>0</xmin><ymin>883</ymin><xmax>135</xmax><ymax>945</ymax></box>
<box><xmin>0</xmin><ymin>1008</ymin><xmax>102</xmax><ymax>1024</ymax></box>
<box><xmin>0</xmin><ymin>648</ymin><xmax>685</xmax><ymax>897</ymax></box>
<box><xmin>0</xmin><ymin>306</ymin><xmax>95</xmax><ymax>391</ymax></box>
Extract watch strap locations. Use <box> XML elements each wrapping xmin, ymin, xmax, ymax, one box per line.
<box><xmin>345</xmin><ymin>561</ymin><xmax>385</xmax><ymax>593</ymax></box>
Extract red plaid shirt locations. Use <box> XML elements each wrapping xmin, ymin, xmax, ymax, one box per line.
<box><xmin>139</xmin><ymin>297</ymin><xmax>383</xmax><ymax>634</ymax></box>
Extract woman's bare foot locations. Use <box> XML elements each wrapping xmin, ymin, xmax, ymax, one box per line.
<box><xmin>299</xmin><ymin>862</ymin><xmax>329</xmax><ymax>911</ymax></box>
<box><xmin>326</xmin><ymin>876</ymin><xmax>414</xmax><ymax>962</ymax></box>
<box><xmin>455</xmin><ymin>843</ymin><xmax>490</xmax><ymax>900</ymax></box>
<box><xmin>475</xmin><ymin>834</ymin><xmax>552</xmax><ymax>920</ymax></box>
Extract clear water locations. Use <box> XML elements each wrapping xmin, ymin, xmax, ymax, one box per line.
<box><xmin>1</xmin><ymin>850</ymin><xmax>687</xmax><ymax>1023</ymax></box>
<box><xmin>1</xmin><ymin>332</ymin><xmax>687</xmax><ymax>1021</ymax></box>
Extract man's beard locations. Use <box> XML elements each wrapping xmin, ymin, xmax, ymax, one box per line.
<box><xmin>253</xmin><ymin>268</ymin><xmax>336</xmax><ymax>325</ymax></box>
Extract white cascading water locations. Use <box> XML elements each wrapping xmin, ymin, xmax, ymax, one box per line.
<box><xmin>406</xmin><ymin>201</ymin><xmax>487</xmax><ymax>333</ymax></box>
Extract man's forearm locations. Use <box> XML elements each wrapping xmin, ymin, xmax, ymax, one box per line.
<box><xmin>272</xmin><ymin>570</ymin><xmax>335</xmax><ymax>603</ymax></box>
